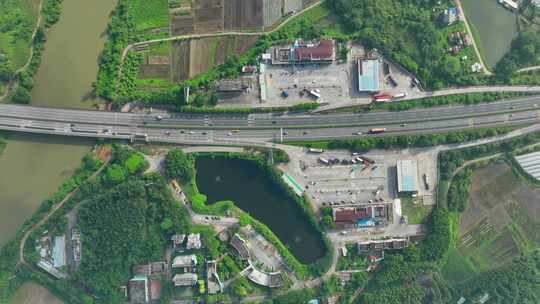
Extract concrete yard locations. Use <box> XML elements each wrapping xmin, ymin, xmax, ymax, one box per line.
<box><xmin>255</xmin><ymin>43</ymin><xmax>422</xmax><ymax>109</ymax></box>
<box><xmin>279</xmin><ymin>145</ymin><xmax>438</xmax><ymax>239</ymax></box>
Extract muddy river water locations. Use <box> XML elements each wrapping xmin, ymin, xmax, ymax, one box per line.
<box><xmin>3</xmin><ymin>0</ymin><xmax>117</xmax><ymax>302</ymax></box>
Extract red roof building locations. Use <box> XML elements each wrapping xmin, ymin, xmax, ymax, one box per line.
<box><xmin>294</xmin><ymin>40</ymin><xmax>335</xmax><ymax>62</ymax></box>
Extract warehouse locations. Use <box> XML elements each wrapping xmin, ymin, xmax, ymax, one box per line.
<box><xmin>515</xmin><ymin>151</ymin><xmax>540</xmax><ymax>180</ymax></box>
<box><xmin>357</xmin><ymin>58</ymin><xmax>381</xmax><ymax>92</ymax></box>
<box><xmin>397</xmin><ymin>160</ymin><xmax>419</xmax><ymax>194</ymax></box>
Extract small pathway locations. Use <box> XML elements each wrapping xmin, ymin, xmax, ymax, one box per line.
<box><xmin>455</xmin><ymin>0</ymin><xmax>492</xmax><ymax>75</ymax></box>
<box><xmin>517</xmin><ymin>65</ymin><xmax>540</xmax><ymax>73</ymax></box>
<box><xmin>0</xmin><ymin>0</ymin><xmax>44</xmax><ymax>102</ymax></box>
<box><xmin>117</xmin><ymin>0</ymin><xmax>324</xmax><ymax>79</ymax></box>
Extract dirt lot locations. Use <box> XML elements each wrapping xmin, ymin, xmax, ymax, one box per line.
<box><xmin>138</xmin><ymin>64</ymin><xmax>171</xmax><ymax>79</ymax></box>
<box><xmin>172</xmin><ymin>41</ymin><xmax>191</xmax><ymax>82</ymax></box>
<box><xmin>171</xmin><ymin>13</ymin><xmax>195</xmax><ymax>36</ymax></box>
<box><xmin>194</xmin><ymin>0</ymin><xmax>224</xmax><ymax>33</ymax></box>
<box><xmin>224</xmin><ymin>0</ymin><xmax>264</xmax><ymax>29</ymax></box>
<box><xmin>189</xmin><ymin>38</ymin><xmax>215</xmax><ymax>77</ymax></box>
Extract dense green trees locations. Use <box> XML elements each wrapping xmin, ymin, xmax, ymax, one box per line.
<box><xmin>11</xmin><ymin>87</ymin><xmax>31</xmax><ymax>104</ymax></box>
<box><xmin>496</xmin><ymin>28</ymin><xmax>540</xmax><ymax>80</ymax></box>
<box><xmin>329</xmin><ymin>0</ymin><xmax>481</xmax><ymax>89</ymax></box>
<box><xmin>447</xmin><ymin>169</ymin><xmax>472</xmax><ymax>212</ymax></box>
<box><xmin>455</xmin><ymin>250</ymin><xmax>540</xmax><ymax>303</ymax></box>
<box><xmin>164</xmin><ymin>149</ymin><xmax>195</xmax><ymax>181</ymax></box>
<box><xmin>77</xmin><ymin>150</ymin><xmax>189</xmax><ymax>301</ymax></box>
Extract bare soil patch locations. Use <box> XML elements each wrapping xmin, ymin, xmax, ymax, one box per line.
<box><xmin>172</xmin><ymin>41</ymin><xmax>191</xmax><ymax>82</ymax></box>
<box><xmin>138</xmin><ymin>64</ymin><xmax>171</xmax><ymax>79</ymax></box>
<box><xmin>171</xmin><ymin>14</ymin><xmax>195</xmax><ymax>36</ymax></box>
<box><xmin>224</xmin><ymin>0</ymin><xmax>264</xmax><ymax>29</ymax></box>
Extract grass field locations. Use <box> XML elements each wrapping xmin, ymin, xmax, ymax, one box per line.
<box><xmin>401</xmin><ymin>198</ymin><xmax>432</xmax><ymax>225</ymax></box>
<box><xmin>129</xmin><ymin>0</ymin><xmax>170</xmax><ymax>31</ymax></box>
<box><xmin>440</xmin><ymin>247</ymin><xmax>477</xmax><ymax>285</ymax></box>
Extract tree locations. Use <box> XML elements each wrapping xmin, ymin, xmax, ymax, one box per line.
<box><xmin>11</xmin><ymin>87</ymin><xmax>31</xmax><ymax>104</ymax></box>
<box><xmin>104</xmin><ymin>164</ymin><xmax>127</xmax><ymax>185</ymax></box>
<box><xmin>164</xmin><ymin>149</ymin><xmax>195</xmax><ymax>182</ymax></box>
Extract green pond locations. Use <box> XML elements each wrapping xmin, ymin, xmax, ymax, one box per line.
<box><xmin>461</xmin><ymin>0</ymin><xmax>518</xmax><ymax>67</ymax></box>
<box><xmin>195</xmin><ymin>156</ymin><xmax>326</xmax><ymax>264</ymax></box>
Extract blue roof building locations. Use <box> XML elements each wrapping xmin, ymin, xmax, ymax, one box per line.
<box><xmin>52</xmin><ymin>235</ymin><xmax>66</xmax><ymax>268</ymax></box>
<box><xmin>397</xmin><ymin>160</ymin><xmax>419</xmax><ymax>193</ymax></box>
<box><xmin>357</xmin><ymin>58</ymin><xmax>381</xmax><ymax>92</ymax></box>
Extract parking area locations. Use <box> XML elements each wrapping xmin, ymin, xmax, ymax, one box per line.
<box><xmin>252</xmin><ymin>43</ymin><xmax>422</xmax><ymax>109</ymax></box>
<box><xmin>280</xmin><ymin>146</ymin><xmax>438</xmax><ymax>212</ymax></box>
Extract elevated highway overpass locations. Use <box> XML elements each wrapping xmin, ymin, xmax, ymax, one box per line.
<box><xmin>1</xmin><ymin>96</ymin><xmax>540</xmax><ymax>146</ymax></box>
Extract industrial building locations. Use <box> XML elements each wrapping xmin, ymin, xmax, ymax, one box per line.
<box><xmin>172</xmin><ymin>273</ymin><xmax>198</xmax><ymax>286</ymax></box>
<box><xmin>357</xmin><ymin>58</ymin><xmax>381</xmax><ymax>92</ymax></box>
<box><xmin>515</xmin><ymin>151</ymin><xmax>540</xmax><ymax>180</ymax></box>
<box><xmin>397</xmin><ymin>160</ymin><xmax>419</xmax><ymax>194</ymax></box>
<box><xmin>271</xmin><ymin>39</ymin><xmax>335</xmax><ymax>64</ymax></box>
<box><xmin>332</xmin><ymin>203</ymin><xmax>392</xmax><ymax>229</ymax></box>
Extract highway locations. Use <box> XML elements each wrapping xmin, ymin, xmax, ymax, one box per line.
<box><xmin>1</xmin><ymin>95</ymin><xmax>540</xmax><ymax>145</ymax></box>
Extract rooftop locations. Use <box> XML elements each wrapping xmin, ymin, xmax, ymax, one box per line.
<box><xmin>357</xmin><ymin>58</ymin><xmax>381</xmax><ymax>92</ymax></box>
<box><xmin>172</xmin><ymin>254</ymin><xmax>197</xmax><ymax>268</ymax></box>
<box><xmin>294</xmin><ymin>40</ymin><xmax>334</xmax><ymax>62</ymax></box>
<box><xmin>397</xmin><ymin>160</ymin><xmax>419</xmax><ymax>193</ymax></box>
<box><xmin>515</xmin><ymin>151</ymin><xmax>540</xmax><ymax>180</ymax></box>
<box><xmin>172</xmin><ymin>273</ymin><xmax>198</xmax><ymax>286</ymax></box>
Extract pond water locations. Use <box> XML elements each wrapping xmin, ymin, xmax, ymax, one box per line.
<box><xmin>461</xmin><ymin>0</ymin><xmax>518</xmax><ymax>67</ymax></box>
<box><xmin>195</xmin><ymin>156</ymin><xmax>325</xmax><ymax>264</ymax></box>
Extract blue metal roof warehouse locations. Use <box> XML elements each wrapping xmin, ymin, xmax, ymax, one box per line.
<box><xmin>397</xmin><ymin>160</ymin><xmax>419</xmax><ymax>193</ymax></box>
<box><xmin>357</xmin><ymin>58</ymin><xmax>381</xmax><ymax>92</ymax></box>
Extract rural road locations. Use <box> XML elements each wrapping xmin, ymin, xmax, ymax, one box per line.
<box><xmin>117</xmin><ymin>0</ymin><xmax>324</xmax><ymax>77</ymax></box>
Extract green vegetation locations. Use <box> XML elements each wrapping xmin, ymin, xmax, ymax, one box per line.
<box><xmin>496</xmin><ymin>28</ymin><xmax>540</xmax><ymax>81</ymax></box>
<box><xmin>288</xmin><ymin>126</ymin><xmax>516</xmax><ymax>152</ymax></box>
<box><xmin>164</xmin><ymin>149</ymin><xmax>195</xmax><ymax>182</ymax></box>
<box><xmin>329</xmin><ymin>0</ymin><xmax>484</xmax><ymax>89</ymax></box>
<box><xmin>1</xmin><ymin>0</ymin><xmax>63</xmax><ymax>103</ymax></box>
<box><xmin>129</xmin><ymin>0</ymin><xmax>169</xmax><ymax>31</ymax></box>
<box><xmin>0</xmin><ymin>0</ymin><xmax>39</xmax><ymax>76</ymax></box>
<box><xmin>401</xmin><ymin>198</ymin><xmax>432</xmax><ymax>225</ymax></box>
<box><xmin>371</xmin><ymin>92</ymin><xmax>531</xmax><ymax>112</ymax></box>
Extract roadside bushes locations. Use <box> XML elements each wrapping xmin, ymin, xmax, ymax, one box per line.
<box><xmin>447</xmin><ymin>169</ymin><xmax>472</xmax><ymax>212</ymax></box>
<box><xmin>324</xmin><ymin>127</ymin><xmax>514</xmax><ymax>152</ymax></box>
<box><xmin>375</xmin><ymin>92</ymin><xmax>530</xmax><ymax>111</ymax></box>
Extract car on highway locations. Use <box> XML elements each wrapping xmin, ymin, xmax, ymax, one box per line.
<box><xmin>187</xmin><ymin>131</ymin><xmax>195</xmax><ymax>135</ymax></box>
<box><xmin>156</xmin><ymin>115</ymin><xmax>163</xmax><ymax>121</ymax></box>
<box><xmin>400</xmin><ymin>124</ymin><xmax>407</xmax><ymax>127</ymax></box>
<box><xmin>354</xmin><ymin>131</ymin><xmax>363</xmax><ymax>135</ymax></box>
<box><xmin>227</xmin><ymin>132</ymin><xmax>233</xmax><ymax>136</ymax></box>
<box><xmin>165</xmin><ymin>131</ymin><xmax>171</xmax><ymax>136</ymax></box>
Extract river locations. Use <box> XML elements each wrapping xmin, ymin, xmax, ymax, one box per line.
<box><xmin>461</xmin><ymin>0</ymin><xmax>518</xmax><ymax>67</ymax></box>
<box><xmin>31</xmin><ymin>0</ymin><xmax>116</xmax><ymax>108</ymax></box>
<box><xmin>3</xmin><ymin>0</ymin><xmax>117</xmax><ymax>302</ymax></box>
<box><xmin>195</xmin><ymin>156</ymin><xmax>326</xmax><ymax>264</ymax></box>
